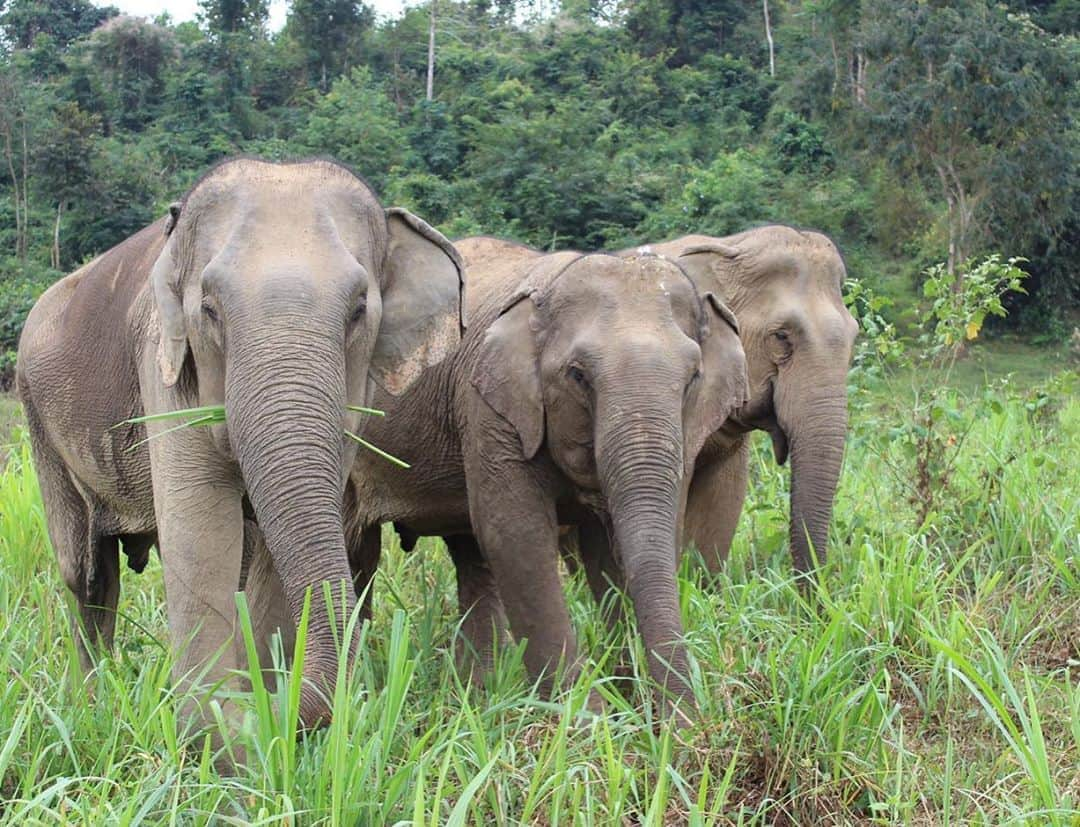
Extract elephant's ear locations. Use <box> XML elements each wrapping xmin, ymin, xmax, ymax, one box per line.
<box><xmin>150</xmin><ymin>230</ymin><xmax>188</xmax><ymax>389</ymax></box>
<box><xmin>372</xmin><ymin>208</ymin><xmax>465</xmax><ymax>396</ymax></box>
<box><xmin>470</xmin><ymin>292</ymin><xmax>544</xmax><ymax>460</ymax></box>
<box><xmin>685</xmin><ymin>293</ymin><xmax>749</xmax><ymax>473</ymax></box>
<box><xmin>677</xmin><ymin>243</ymin><xmax>739</xmax><ymax>305</ymax></box>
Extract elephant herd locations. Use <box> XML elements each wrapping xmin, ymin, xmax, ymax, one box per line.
<box><xmin>16</xmin><ymin>157</ymin><xmax>857</xmax><ymax>739</ymax></box>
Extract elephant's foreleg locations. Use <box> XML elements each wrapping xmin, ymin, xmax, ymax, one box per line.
<box><xmin>465</xmin><ymin>449</ymin><xmax>580</xmax><ymax>698</ymax></box>
<box><xmin>444</xmin><ymin>533</ymin><xmax>508</xmax><ymax>684</ymax></box>
<box><xmin>148</xmin><ymin>429</ymin><xmax>245</xmax><ymax>737</ymax></box>
<box><xmin>685</xmin><ymin>437</ymin><xmax>749</xmax><ymax>573</ymax></box>
<box><xmin>348</xmin><ymin>525</ymin><xmax>381</xmax><ymax>621</ymax></box>
<box><xmin>239</xmin><ymin>520</ymin><xmax>294</xmax><ymax>682</ymax></box>
<box><xmin>576</xmin><ymin>515</ymin><xmax>625</xmax><ymax>630</ymax></box>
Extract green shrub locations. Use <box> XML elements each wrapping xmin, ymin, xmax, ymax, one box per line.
<box><xmin>0</xmin><ymin>258</ymin><xmax>62</xmax><ymax>389</ymax></box>
<box><xmin>639</xmin><ymin>149</ymin><xmax>772</xmax><ymax>239</ymax></box>
<box><xmin>769</xmin><ymin>109</ymin><xmax>832</xmax><ymax>173</ymax></box>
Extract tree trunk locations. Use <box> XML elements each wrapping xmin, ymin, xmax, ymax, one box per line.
<box><xmin>3</xmin><ymin>123</ymin><xmax>23</xmax><ymax>261</ymax></box>
<box><xmin>830</xmin><ymin>35</ymin><xmax>840</xmax><ymax>101</ymax></box>
<box><xmin>51</xmin><ymin>201</ymin><xmax>62</xmax><ymax>270</ymax></box>
<box><xmin>933</xmin><ymin>157</ymin><xmax>960</xmax><ymax>276</ymax></box>
<box><xmin>854</xmin><ymin>49</ymin><xmax>867</xmax><ymax>104</ymax></box>
<box><xmin>426</xmin><ymin>0</ymin><xmax>436</xmax><ymax>101</ymax></box>
<box><xmin>20</xmin><ymin>118</ymin><xmax>28</xmax><ymax>260</ymax></box>
<box><xmin>763</xmin><ymin>0</ymin><xmax>775</xmax><ymax>78</ymax></box>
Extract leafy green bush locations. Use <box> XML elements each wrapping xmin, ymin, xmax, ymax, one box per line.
<box><xmin>300</xmin><ymin>67</ymin><xmax>408</xmax><ymax>194</ymax></box>
<box><xmin>769</xmin><ymin>109</ymin><xmax>831</xmax><ymax>173</ymax></box>
<box><xmin>0</xmin><ymin>258</ymin><xmax>62</xmax><ymax>389</ymax></box>
<box><xmin>778</xmin><ymin>172</ymin><xmax>872</xmax><ymax>242</ymax></box>
<box><xmin>848</xmin><ymin>254</ymin><xmax>1030</xmax><ymax>529</ymax></box>
<box><xmin>639</xmin><ymin>149</ymin><xmax>772</xmax><ymax>239</ymax></box>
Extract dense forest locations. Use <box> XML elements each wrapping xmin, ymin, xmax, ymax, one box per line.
<box><xmin>0</xmin><ymin>0</ymin><xmax>1077</xmax><ymax>380</ymax></box>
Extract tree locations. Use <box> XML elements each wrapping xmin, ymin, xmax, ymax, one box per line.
<box><xmin>763</xmin><ymin>0</ymin><xmax>775</xmax><ymax>77</ymax></box>
<box><xmin>0</xmin><ymin>0</ymin><xmax>117</xmax><ymax>51</ymax></box>
<box><xmin>426</xmin><ymin>0</ymin><xmax>436</xmax><ymax>100</ymax></box>
<box><xmin>35</xmin><ymin>101</ymin><xmax>99</xmax><ymax>268</ymax></box>
<box><xmin>0</xmin><ymin>65</ymin><xmax>32</xmax><ymax>259</ymax></box>
<box><xmin>286</xmin><ymin>0</ymin><xmax>374</xmax><ymax>92</ymax></box>
<box><xmin>864</xmin><ymin>0</ymin><xmax>1076</xmax><ymax>275</ymax></box>
<box><xmin>198</xmin><ymin>0</ymin><xmax>269</xmax><ymax>111</ymax></box>
<box><xmin>624</xmin><ymin>0</ymin><xmax>748</xmax><ymax>65</ymax></box>
<box><xmin>198</xmin><ymin>0</ymin><xmax>268</xmax><ymax>37</ymax></box>
<box><xmin>299</xmin><ymin>67</ymin><xmax>406</xmax><ymax>192</ymax></box>
<box><xmin>82</xmin><ymin>16</ymin><xmax>178</xmax><ymax>130</ymax></box>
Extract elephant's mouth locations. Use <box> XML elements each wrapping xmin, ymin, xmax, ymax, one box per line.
<box><xmin>731</xmin><ymin>379</ymin><xmax>776</xmax><ymax>431</ymax></box>
<box><xmin>730</xmin><ymin>379</ymin><xmax>788</xmax><ymax>464</ymax></box>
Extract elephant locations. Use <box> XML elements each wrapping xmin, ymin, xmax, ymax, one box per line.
<box><xmin>15</xmin><ymin>157</ymin><xmax>464</xmax><ymax>731</ymax></box>
<box><xmin>644</xmin><ymin>226</ymin><xmax>858</xmax><ymax>576</ymax></box>
<box><xmin>244</xmin><ymin>244</ymin><xmax>748</xmax><ymax>716</ymax></box>
<box><xmin>384</xmin><ymin>226</ymin><xmax>855</xmax><ymax>678</ymax></box>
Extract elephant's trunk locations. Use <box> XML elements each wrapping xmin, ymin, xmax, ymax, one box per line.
<box><xmin>226</xmin><ymin>325</ymin><xmax>354</xmax><ymax>729</ymax></box>
<box><xmin>596</xmin><ymin>380</ymin><xmax>694</xmax><ymax>716</ymax></box>
<box><xmin>777</xmin><ymin>367</ymin><xmax>849</xmax><ymax>576</ymax></box>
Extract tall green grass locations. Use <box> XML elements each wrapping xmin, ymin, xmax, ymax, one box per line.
<box><xmin>0</xmin><ymin>377</ymin><xmax>1077</xmax><ymax>824</ymax></box>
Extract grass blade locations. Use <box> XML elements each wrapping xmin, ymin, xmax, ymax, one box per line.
<box><xmin>345</xmin><ymin>430</ymin><xmax>411</xmax><ymax>469</ymax></box>
<box><xmin>346</xmin><ymin>405</ymin><xmax>386</xmax><ymax>417</ymax></box>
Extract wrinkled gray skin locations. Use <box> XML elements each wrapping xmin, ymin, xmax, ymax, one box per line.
<box><xmin>246</xmin><ymin>242</ymin><xmax>748</xmax><ymax>716</ymax></box>
<box><xmin>645</xmin><ymin>227</ymin><xmax>857</xmax><ymax>576</ymax></box>
<box><xmin>436</xmin><ymin>227</ymin><xmax>856</xmax><ymax>661</ymax></box>
<box><xmin>16</xmin><ymin>158</ymin><xmax>463</xmax><ymax>731</ymax></box>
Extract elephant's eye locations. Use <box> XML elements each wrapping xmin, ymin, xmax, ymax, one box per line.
<box><xmin>684</xmin><ymin>367</ymin><xmax>702</xmax><ymax>398</ymax></box>
<box><xmin>202</xmin><ymin>302</ymin><xmax>219</xmax><ymax>323</ymax></box>
<box><xmin>772</xmin><ymin>330</ymin><xmax>789</xmax><ymax>342</ymax></box>
<box><xmin>567</xmin><ymin>365</ymin><xmax>589</xmax><ymax>388</ymax></box>
<box><xmin>350</xmin><ymin>297</ymin><xmax>367</xmax><ymax>325</ymax></box>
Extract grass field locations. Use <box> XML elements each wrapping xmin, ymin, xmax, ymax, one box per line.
<box><xmin>0</xmin><ymin>364</ymin><xmax>1077</xmax><ymax>825</ymax></box>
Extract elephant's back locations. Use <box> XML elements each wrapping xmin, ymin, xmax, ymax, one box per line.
<box><xmin>455</xmin><ymin>235</ymin><xmax>539</xmax><ymax>269</ymax></box>
<box><xmin>16</xmin><ymin>219</ymin><xmax>168</xmax><ymax>510</ymax></box>
<box><xmin>635</xmin><ymin>235</ymin><xmax>717</xmax><ymax>260</ymax></box>
<box><xmin>21</xmin><ymin>219</ymin><xmax>167</xmax><ymax>368</ymax></box>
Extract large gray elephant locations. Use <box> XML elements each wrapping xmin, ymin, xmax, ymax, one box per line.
<box><xmin>16</xmin><ymin>158</ymin><xmax>463</xmax><ymax>729</ymax></box>
<box><xmin>646</xmin><ymin>226</ymin><xmax>857</xmax><ymax>575</ymax></box>
<box><xmin>247</xmin><ymin>246</ymin><xmax>748</xmax><ymax>715</ymax></box>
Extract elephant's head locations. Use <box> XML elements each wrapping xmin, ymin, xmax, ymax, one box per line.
<box><xmin>666</xmin><ymin>226</ymin><xmax>858</xmax><ymax>574</ymax></box>
<box><xmin>148</xmin><ymin>158</ymin><xmax>463</xmax><ymax>725</ymax></box>
<box><xmin>472</xmin><ymin>252</ymin><xmax>746</xmax><ymax>707</ymax></box>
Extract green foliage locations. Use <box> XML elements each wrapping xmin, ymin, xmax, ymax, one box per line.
<box><xmin>642</xmin><ymin>149</ymin><xmax>771</xmax><ymax>240</ymax></box>
<box><xmin>0</xmin><ymin>0</ymin><xmax>1074</xmax><ymax>353</ymax></box>
<box><xmin>79</xmin><ymin>15</ymin><xmax>178</xmax><ymax>130</ymax></box>
<box><xmin>851</xmin><ymin>254</ymin><xmax>1031</xmax><ymax>528</ymax></box>
<box><xmin>0</xmin><ymin>258</ymin><xmax>61</xmax><ymax>388</ymax></box>
<box><xmin>770</xmin><ymin>109</ymin><xmax>831</xmax><ymax>173</ymax></box>
<box><xmin>0</xmin><ymin>0</ymin><xmax>117</xmax><ymax>51</ymax></box>
<box><xmin>285</xmin><ymin>0</ymin><xmax>375</xmax><ymax>91</ymax></box>
<box><xmin>34</xmin><ymin>101</ymin><xmax>99</xmax><ymax>209</ymax></box>
<box><xmin>300</xmin><ymin>66</ymin><xmax>407</xmax><ymax>193</ymax></box>
<box><xmin>860</xmin><ymin>1</ymin><xmax>1076</xmax><ymax>271</ymax></box>
<box><xmin>920</xmin><ymin>255</ymin><xmax>1029</xmax><ymax>356</ymax></box>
